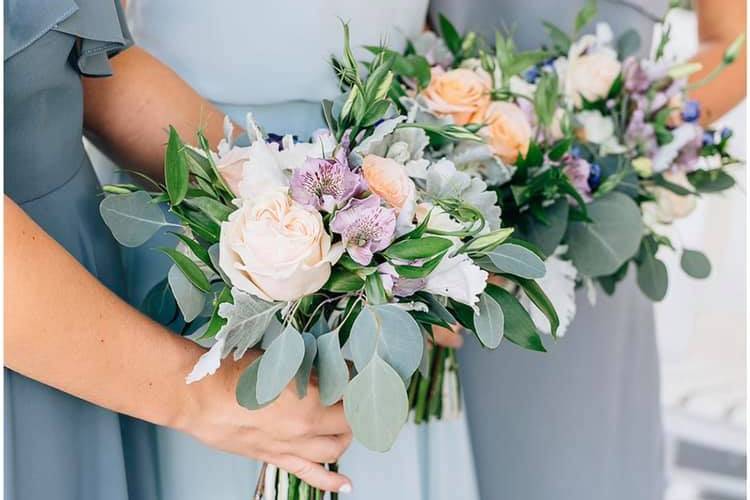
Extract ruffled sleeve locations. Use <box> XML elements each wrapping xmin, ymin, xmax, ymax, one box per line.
<box><xmin>53</xmin><ymin>0</ymin><xmax>134</xmax><ymax>76</ymax></box>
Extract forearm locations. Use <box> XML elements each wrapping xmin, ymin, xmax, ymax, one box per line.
<box><xmin>4</xmin><ymin>197</ymin><xmax>203</xmax><ymax>428</ymax></box>
<box><xmin>688</xmin><ymin>0</ymin><xmax>746</xmax><ymax>125</ymax></box>
<box><xmin>82</xmin><ymin>47</ymin><xmax>231</xmax><ymax>180</ymax></box>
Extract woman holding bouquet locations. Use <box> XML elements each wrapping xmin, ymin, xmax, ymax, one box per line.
<box><xmin>84</xmin><ymin>0</ymin><xmax>479</xmax><ymax>499</ymax></box>
<box><xmin>428</xmin><ymin>0</ymin><xmax>746</xmax><ymax>499</ymax></box>
<box><xmin>5</xmin><ymin>0</ymin><xmax>354</xmax><ymax>498</ymax></box>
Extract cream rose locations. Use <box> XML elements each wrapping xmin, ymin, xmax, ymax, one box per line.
<box><xmin>476</xmin><ymin>101</ymin><xmax>532</xmax><ymax>164</ymax></box>
<box><xmin>642</xmin><ymin>171</ymin><xmax>697</xmax><ymax>225</ymax></box>
<box><xmin>213</xmin><ymin>146</ymin><xmax>250</xmax><ymax>196</ymax></box>
<box><xmin>421</xmin><ymin>67</ymin><xmax>491</xmax><ymax>125</ymax></box>
<box><xmin>219</xmin><ymin>189</ymin><xmax>342</xmax><ymax>301</ymax></box>
<box><xmin>565</xmin><ymin>50</ymin><xmax>621</xmax><ymax>106</ymax></box>
<box><xmin>362</xmin><ymin>155</ymin><xmax>415</xmax><ymax>211</ymax></box>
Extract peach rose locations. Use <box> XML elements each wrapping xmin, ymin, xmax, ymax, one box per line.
<box><xmin>362</xmin><ymin>155</ymin><xmax>415</xmax><ymax>211</ymax></box>
<box><xmin>476</xmin><ymin>102</ymin><xmax>532</xmax><ymax>164</ymax></box>
<box><xmin>219</xmin><ymin>189</ymin><xmax>342</xmax><ymax>301</ymax></box>
<box><xmin>421</xmin><ymin>67</ymin><xmax>491</xmax><ymax>125</ymax></box>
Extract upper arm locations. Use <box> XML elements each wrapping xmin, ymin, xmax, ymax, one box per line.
<box><xmin>695</xmin><ymin>0</ymin><xmax>746</xmax><ymax>44</ymax></box>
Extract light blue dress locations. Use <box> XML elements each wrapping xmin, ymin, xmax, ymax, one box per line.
<box><xmin>4</xmin><ymin>1</ymin><xmax>159</xmax><ymax>498</ymax></box>
<box><xmin>427</xmin><ymin>2</ymin><xmax>668</xmax><ymax>499</ymax></box>
<box><xmin>117</xmin><ymin>2</ymin><xmax>479</xmax><ymax>499</ymax></box>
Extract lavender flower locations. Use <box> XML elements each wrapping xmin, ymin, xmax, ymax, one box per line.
<box><xmin>563</xmin><ymin>156</ymin><xmax>593</xmax><ymax>200</ymax></box>
<box><xmin>330</xmin><ymin>196</ymin><xmax>396</xmax><ymax>265</ymax></box>
<box><xmin>290</xmin><ymin>154</ymin><xmax>360</xmax><ymax>212</ymax></box>
<box><xmin>622</xmin><ymin>57</ymin><xmax>651</xmax><ymax>94</ymax></box>
<box><xmin>378</xmin><ymin>263</ymin><xmax>426</xmax><ymax>298</ymax></box>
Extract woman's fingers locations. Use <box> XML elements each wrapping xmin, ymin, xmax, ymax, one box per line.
<box><xmin>314</xmin><ymin>401</ymin><xmax>351</xmax><ymax>436</ymax></box>
<box><xmin>431</xmin><ymin>324</ymin><xmax>464</xmax><ymax>348</ymax></box>
<box><xmin>273</xmin><ymin>454</ymin><xmax>352</xmax><ymax>494</ymax></box>
<box><xmin>280</xmin><ymin>433</ymin><xmax>352</xmax><ymax>464</ymax></box>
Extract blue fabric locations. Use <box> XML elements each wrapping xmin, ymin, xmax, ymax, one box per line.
<box><xmin>106</xmin><ymin>1</ymin><xmax>480</xmax><ymax>498</ymax></box>
<box><xmin>427</xmin><ymin>1</ymin><xmax>667</xmax><ymax>499</ymax></box>
<box><xmin>4</xmin><ymin>2</ymin><xmax>159</xmax><ymax>499</ymax></box>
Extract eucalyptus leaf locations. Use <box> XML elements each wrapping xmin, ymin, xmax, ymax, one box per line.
<box><xmin>141</xmin><ymin>278</ymin><xmax>178</xmax><ymax>325</ymax></box>
<box><xmin>473</xmin><ymin>293</ymin><xmax>504</xmax><ymax>348</ymax></box>
<box><xmin>636</xmin><ymin>255</ymin><xmax>668</xmax><ymax>301</ymax></box>
<box><xmin>348</xmin><ymin>305</ymin><xmax>423</xmax><ymax>382</ymax></box>
<box><xmin>565</xmin><ymin>192</ymin><xmax>643</xmax><ymax>277</ymax></box>
<box><xmin>317</xmin><ymin>331</ymin><xmax>350</xmax><ymax>406</ymax></box>
<box><xmin>216</xmin><ymin>288</ymin><xmax>284</xmax><ymax>360</ymax></box>
<box><xmin>516</xmin><ymin>199</ymin><xmax>569</xmax><ymax>257</ymax></box>
<box><xmin>99</xmin><ymin>191</ymin><xmax>170</xmax><ymax>247</ymax></box>
<box><xmin>617</xmin><ymin>29</ymin><xmax>641</xmax><ymax>58</ymax></box>
<box><xmin>236</xmin><ymin>357</ymin><xmax>273</xmax><ymax>410</ymax></box>
<box><xmin>680</xmin><ymin>249</ymin><xmax>711</xmax><ymax>279</ymax></box>
<box><xmin>257</xmin><ymin>325</ymin><xmax>306</xmax><ymax>404</ymax></box>
<box><xmin>295</xmin><ymin>333</ymin><xmax>317</xmax><ymax>398</ymax></box>
<box><xmin>484</xmin><ymin>284</ymin><xmax>546</xmax><ymax>352</ymax></box>
<box><xmin>487</xmin><ymin>243</ymin><xmax>546</xmax><ymax>279</ymax></box>
<box><xmin>168</xmin><ymin>264</ymin><xmax>206</xmax><ymax>322</ymax></box>
<box><xmin>344</xmin><ymin>354</ymin><xmax>408</xmax><ymax>452</ymax></box>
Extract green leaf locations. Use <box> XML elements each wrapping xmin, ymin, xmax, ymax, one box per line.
<box><xmin>487</xmin><ymin>243</ymin><xmax>546</xmax><ymax>279</ymax></box>
<box><xmin>438</xmin><ymin>14</ymin><xmax>462</xmax><ymax>56</ymax></box>
<box><xmin>364</xmin><ymin>273</ymin><xmax>388</xmax><ymax>305</ymax></box>
<box><xmin>349</xmin><ymin>305</ymin><xmax>423</xmax><ymax>382</ymax></box>
<box><xmin>484</xmin><ymin>284</ymin><xmax>546</xmax><ymax>352</ymax></box>
<box><xmin>548</xmin><ymin>138</ymin><xmax>572</xmax><ymax>162</ymax></box>
<box><xmin>473</xmin><ymin>293</ymin><xmax>504</xmax><ymax>348</ymax></box>
<box><xmin>564</xmin><ymin>192</ymin><xmax>643</xmax><ymax>277</ymax></box>
<box><xmin>236</xmin><ymin>357</ymin><xmax>273</xmax><ymax>410</ymax></box>
<box><xmin>324</xmin><ymin>267</ymin><xmax>365</xmax><ymax>292</ymax></box>
<box><xmin>680</xmin><ymin>249</ymin><xmax>711</xmax><ymax>279</ymax></box>
<box><xmin>463</xmin><ymin>227</ymin><xmax>515</xmax><ymax>254</ymax></box>
<box><xmin>157</xmin><ymin>247</ymin><xmax>211</xmax><ymax>292</ymax></box>
<box><xmin>617</xmin><ymin>29</ymin><xmax>641</xmax><ymax>58</ymax></box>
<box><xmin>165</xmin><ymin>126</ymin><xmax>189</xmax><ymax>205</ymax></box>
<box><xmin>344</xmin><ymin>354</ymin><xmax>408</xmax><ymax>452</ymax></box>
<box><xmin>384</xmin><ymin>236</ymin><xmax>453</xmax><ymax>261</ymax></box>
<box><xmin>653</xmin><ymin>174</ymin><xmax>697</xmax><ymax>196</ymax></box>
<box><xmin>543</xmin><ymin>21</ymin><xmax>572</xmax><ymax>53</ymax></box>
<box><xmin>516</xmin><ymin>199</ymin><xmax>569</xmax><ymax>257</ymax></box>
<box><xmin>636</xmin><ymin>255</ymin><xmax>668</xmax><ymax>301</ymax></box>
<box><xmin>99</xmin><ymin>191</ymin><xmax>170</xmax><ymax>247</ymax></box>
<box><xmin>169</xmin><ymin>232</ymin><xmax>213</xmax><ymax>269</ymax></box>
<box><xmin>295</xmin><ymin>332</ymin><xmax>317</xmax><ymax>398</ymax></box>
<box><xmin>167</xmin><ymin>264</ymin><xmax>206</xmax><ymax>322</ymax></box>
<box><xmin>394</xmin><ymin>251</ymin><xmax>446</xmax><ymax>279</ymax></box>
<box><xmin>185</xmin><ymin>197</ymin><xmax>233</xmax><ymax>224</ymax></box>
<box><xmin>257</xmin><ymin>325</ymin><xmax>306</xmax><ymax>404</ymax></box>
<box><xmin>688</xmin><ymin>170</ymin><xmax>736</xmax><ymax>193</ymax></box>
<box><xmin>316</xmin><ymin>331</ymin><xmax>350</xmax><ymax>405</ymax></box>
<box><xmin>574</xmin><ymin>0</ymin><xmax>598</xmax><ymax>34</ymax></box>
<box><xmin>512</xmin><ymin>277</ymin><xmax>560</xmax><ymax>338</ymax></box>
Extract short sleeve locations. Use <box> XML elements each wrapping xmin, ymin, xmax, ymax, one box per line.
<box><xmin>53</xmin><ymin>0</ymin><xmax>134</xmax><ymax>76</ymax></box>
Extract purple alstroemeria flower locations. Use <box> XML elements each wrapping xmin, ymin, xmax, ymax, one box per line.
<box><xmin>563</xmin><ymin>156</ymin><xmax>593</xmax><ymax>201</ymax></box>
<box><xmin>622</xmin><ymin>57</ymin><xmax>651</xmax><ymax>94</ymax></box>
<box><xmin>377</xmin><ymin>263</ymin><xmax>425</xmax><ymax>298</ymax></box>
<box><xmin>290</xmin><ymin>153</ymin><xmax>361</xmax><ymax>212</ymax></box>
<box><xmin>330</xmin><ymin>196</ymin><xmax>396</xmax><ymax>266</ymax></box>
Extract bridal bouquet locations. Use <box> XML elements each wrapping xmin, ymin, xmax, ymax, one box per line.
<box><xmin>100</xmin><ymin>25</ymin><xmax>557</xmax><ymax>499</ymax></box>
<box><xmin>372</xmin><ymin>2</ymin><xmax>742</xmax><ymax>337</ymax></box>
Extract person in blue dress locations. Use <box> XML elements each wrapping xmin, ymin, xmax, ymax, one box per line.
<box><xmin>4</xmin><ymin>1</ymin><xmax>352</xmax><ymax>498</ymax></box>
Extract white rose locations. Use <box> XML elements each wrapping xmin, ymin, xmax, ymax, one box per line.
<box><xmin>642</xmin><ymin>171</ymin><xmax>697</xmax><ymax>225</ymax></box>
<box><xmin>575</xmin><ymin>110</ymin><xmax>627</xmax><ymax>154</ymax></box>
<box><xmin>219</xmin><ymin>189</ymin><xmax>343</xmax><ymax>301</ymax></box>
<box><xmin>564</xmin><ymin>35</ymin><xmax>621</xmax><ymax>107</ymax></box>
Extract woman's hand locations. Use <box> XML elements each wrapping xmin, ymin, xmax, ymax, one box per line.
<box><xmin>432</xmin><ymin>324</ymin><xmax>464</xmax><ymax>348</ymax></box>
<box><xmin>179</xmin><ymin>353</ymin><xmax>353</xmax><ymax>494</ymax></box>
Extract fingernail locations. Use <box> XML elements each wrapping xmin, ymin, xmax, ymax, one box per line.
<box><xmin>338</xmin><ymin>483</ymin><xmax>352</xmax><ymax>494</ymax></box>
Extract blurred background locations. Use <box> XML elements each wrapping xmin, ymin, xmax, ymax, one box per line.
<box><xmin>652</xmin><ymin>6</ymin><xmax>747</xmax><ymax>500</ymax></box>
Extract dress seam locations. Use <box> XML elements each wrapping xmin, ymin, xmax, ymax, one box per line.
<box><xmin>18</xmin><ymin>155</ymin><xmax>87</xmax><ymax>206</ymax></box>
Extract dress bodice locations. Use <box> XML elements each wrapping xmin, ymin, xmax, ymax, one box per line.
<box><xmin>127</xmin><ymin>0</ymin><xmax>428</xmax><ymax>117</ymax></box>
